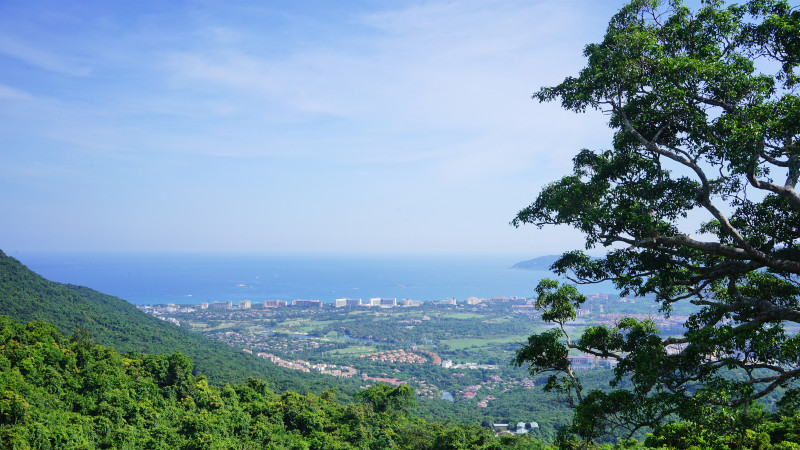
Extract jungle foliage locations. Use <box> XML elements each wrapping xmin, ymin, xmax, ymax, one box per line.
<box><xmin>0</xmin><ymin>316</ymin><xmax>547</xmax><ymax>449</ymax></box>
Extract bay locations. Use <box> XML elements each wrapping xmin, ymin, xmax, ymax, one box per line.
<box><xmin>10</xmin><ymin>252</ymin><xmax>617</xmax><ymax>305</ymax></box>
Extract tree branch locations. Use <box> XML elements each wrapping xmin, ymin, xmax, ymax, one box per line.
<box><xmin>746</xmin><ymin>155</ymin><xmax>800</xmax><ymax>211</ymax></box>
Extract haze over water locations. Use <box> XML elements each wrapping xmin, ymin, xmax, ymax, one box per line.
<box><xmin>14</xmin><ymin>252</ymin><xmax>617</xmax><ymax>306</ymax></box>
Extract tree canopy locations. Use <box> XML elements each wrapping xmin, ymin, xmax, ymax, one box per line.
<box><xmin>1</xmin><ymin>315</ymin><xmax>548</xmax><ymax>449</ymax></box>
<box><xmin>513</xmin><ymin>0</ymin><xmax>800</xmax><ymax>443</ymax></box>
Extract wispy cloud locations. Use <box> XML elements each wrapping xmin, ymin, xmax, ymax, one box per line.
<box><xmin>0</xmin><ymin>83</ymin><xmax>30</xmax><ymax>99</ymax></box>
<box><xmin>155</xmin><ymin>0</ymin><xmax>616</xmax><ymax>167</ymax></box>
<box><xmin>0</xmin><ymin>34</ymin><xmax>92</xmax><ymax>76</ymax></box>
<box><xmin>0</xmin><ymin>0</ymin><xmax>626</xmax><ymax>253</ymax></box>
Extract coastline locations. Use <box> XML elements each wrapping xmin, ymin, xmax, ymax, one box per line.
<box><xmin>10</xmin><ymin>251</ymin><xmax>617</xmax><ymax>305</ymax></box>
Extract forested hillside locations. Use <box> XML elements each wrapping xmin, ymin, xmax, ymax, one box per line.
<box><xmin>0</xmin><ymin>250</ymin><xmax>336</xmax><ymax>392</ymax></box>
<box><xmin>0</xmin><ymin>316</ymin><xmax>542</xmax><ymax>449</ymax></box>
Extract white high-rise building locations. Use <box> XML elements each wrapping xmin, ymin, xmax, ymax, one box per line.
<box><xmin>335</xmin><ymin>298</ymin><xmax>362</xmax><ymax>307</ymax></box>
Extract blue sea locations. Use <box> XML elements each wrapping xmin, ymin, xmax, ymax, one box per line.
<box><xmin>10</xmin><ymin>252</ymin><xmax>617</xmax><ymax>305</ymax></box>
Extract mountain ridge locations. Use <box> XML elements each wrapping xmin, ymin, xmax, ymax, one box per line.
<box><xmin>0</xmin><ymin>249</ymin><xmax>335</xmax><ymax>391</ymax></box>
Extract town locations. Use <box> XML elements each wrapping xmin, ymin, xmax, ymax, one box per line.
<box><xmin>137</xmin><ymin>291</ymin><xmax>688</xmax><ymax>436</ymax></box>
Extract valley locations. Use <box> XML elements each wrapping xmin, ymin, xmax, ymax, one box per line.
<box><xmin>140</xmin><ymin>294</ymin><xmax>675</xmax><ymax>440</ymax></box>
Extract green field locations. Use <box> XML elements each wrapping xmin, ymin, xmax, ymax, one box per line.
<box><xmin>325</xmin><ymin>345</ymin><xmax>378</xmax><ymax>356</ymax></box>
<box><xmin>205</xmin><ymin>321</ymin><xmax>240</xmax><ymax>331</ymax></box>
<box><xmin>482</xmin><ymin>317</ymin><xmax>512</xmax><ymax>324</ymax></box>
<box><xmin>440</xmin><ymin>335</ymin><xmax>529</xmax><ymax>350</ymax></box>
<box><xmin>438</xmin><ymin>312</ymin><xmax>485</xmax><ymax>319</ymax></box>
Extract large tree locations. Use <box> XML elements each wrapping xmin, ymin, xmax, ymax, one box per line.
<box><xmin>512</xmin><ymin>0</ymin><xmax>800</xmax><ymax>442</ymax></box>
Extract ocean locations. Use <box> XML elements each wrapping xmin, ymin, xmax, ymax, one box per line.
<box><xmin>10</xmin><ymin>252</ymin><xmax>617</xmax><ymax>305</ymax></box>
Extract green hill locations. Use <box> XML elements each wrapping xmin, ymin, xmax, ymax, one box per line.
<box><xmin>0</xmin><ymin>250</ymin><xmax>335</xmax><ymax>391</ymax></box>
<box><xmin>0</xmin><ymin>315</ymin><xmax>528</xmax><ymax>449</ymax></box>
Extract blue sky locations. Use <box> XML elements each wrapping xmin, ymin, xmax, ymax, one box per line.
<box><xmin>0</xmin><ymin>0</ymin><xmax>626</xmax><ymax>255</ymax></box>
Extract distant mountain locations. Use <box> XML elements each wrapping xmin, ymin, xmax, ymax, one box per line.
<box><xmin>511</xmin><ymin>255</ymin><xmax>561</xmax><ymax>271</ymax></box>
<box><xmin>0</xmin><ymin>249</ymin><xmax>332</xmax><ymax>391</ymax></box>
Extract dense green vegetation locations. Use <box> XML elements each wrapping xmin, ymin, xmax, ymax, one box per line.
<box><xmin>0</xmin><ymin>250</ymin><xmax>337</xmax><ymax>392</ymax></box>
<box><xmin>3</xmin><ymin>315</ymin><xmax>799</xmax><ymax>448</ymax></box>
<box><xmin>0</xmin><ymin>315</ymin><xmax>551</xmax><ymax>449</ymax></box>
